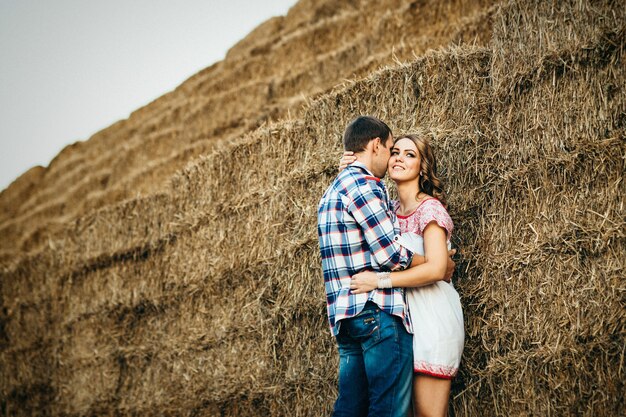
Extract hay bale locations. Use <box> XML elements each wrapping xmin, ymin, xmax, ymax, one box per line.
<box><xmin>1</xmin><ymin>0</ymin><xmax>624</xmax><ymax>416</ymax></box>
<box><xmin>0</xmin><ymin>0</ymin><xmax>495</xmax><ymax>257</ymax></box>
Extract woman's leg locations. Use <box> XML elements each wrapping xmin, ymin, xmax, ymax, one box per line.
<box><xmin>412</xmin><ymin>374</ymin><xmax>451</xmax><ymax>417</ymax></box>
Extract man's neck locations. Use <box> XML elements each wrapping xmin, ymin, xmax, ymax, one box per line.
<box><xmin>353</xmin><ymin>153</ymin><xmax>375</xmax><ymax>175</ymax></box>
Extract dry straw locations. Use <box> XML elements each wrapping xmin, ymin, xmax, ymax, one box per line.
<box><xmin>1</xmin><ymin>0</ymin><xmax>624</xmax><ymax>416</ymax></box>
<box><xmin>0</xmin><ymin>0</ymin><xmax>492</xmax><ymax>256</ymax></box>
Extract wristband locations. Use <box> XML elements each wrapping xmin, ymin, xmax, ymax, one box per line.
<box><xmin>377</xmin><ymin>271</ymin><xmax>392</xmax><ymax>289</ymax></box>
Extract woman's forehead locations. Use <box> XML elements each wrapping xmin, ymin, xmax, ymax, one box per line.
<box><xmin>392</xmin><ymin>138</ymin><xmax>417</xmax><ymax>150</ymax></box>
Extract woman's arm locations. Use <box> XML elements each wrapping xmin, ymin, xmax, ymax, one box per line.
<box><xmin>350</xmin><ymin>222</ymin><xmax>452</xmax><ymax>293</ymax></box>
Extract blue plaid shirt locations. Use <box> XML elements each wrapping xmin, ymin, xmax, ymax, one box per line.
<box><xmin>317</xmin><ymin>162</ymin><xmax>414</xmax><ymax>336</ymax></box>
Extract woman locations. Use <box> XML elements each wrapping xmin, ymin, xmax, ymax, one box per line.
<box><xmin>340</xmin><ymin>133</ymin><xmax>464</xmax><ymax>417</ymax></box>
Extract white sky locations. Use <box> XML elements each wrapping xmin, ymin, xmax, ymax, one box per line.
<box><xmin>0</xmin><ymin>0</ymin><xmax>297</xmax><ymax>191</ymax></box>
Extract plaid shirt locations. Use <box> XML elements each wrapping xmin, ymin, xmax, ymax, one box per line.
<box><xmin>317</xmin><ymin>162</ymin><xmax>414</xmax><ymax>336</ymax></box>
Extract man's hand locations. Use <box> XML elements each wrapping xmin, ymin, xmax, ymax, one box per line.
<box><xmin>443</xmin><ymin>249</ymin><xmax>457</xmax><ymax>282</ymax></box>
<box><xmin>338</xmin><ymin>151</ymin><xmax>357</xmax><ymax>172</ymax></box>
<box><xmin>350</xmin><ymin>271</ymin><xmax>378</xmax><ymax>294</ymax></box>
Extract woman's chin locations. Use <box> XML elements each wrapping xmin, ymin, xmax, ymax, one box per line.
<box><xmin>388</xmin><ymin>171</ymin><xmax>415</xmax><ymax>183</ymax></box>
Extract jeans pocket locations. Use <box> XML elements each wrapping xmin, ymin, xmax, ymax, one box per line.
<box><xmin>346</xmin><ymin>309</ymin><xmax>381</xmax><ymax>343</ymax></box>
<box><xmin>363</xmin><ymin>310</ymin><xmax>400</xmax><ymax>351</ymax></box>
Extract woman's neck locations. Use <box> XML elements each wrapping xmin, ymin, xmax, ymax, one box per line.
<box><xmin>395</xmin><ymin>180</ymin><xmax>420</xmax><ymax>214</ymax></box>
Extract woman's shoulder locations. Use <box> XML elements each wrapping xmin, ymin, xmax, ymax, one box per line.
<box><xmin>418</xmin><ymin>197</ymin><xmax>447</xmax><ymax>212</ymax></box>
<box><xmin>415</xmin><ymin>198</ymin><xmax>453</xmax><ymax>236</ymax></box>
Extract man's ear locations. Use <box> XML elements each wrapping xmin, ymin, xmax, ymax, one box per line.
<box><xmin>371</xmin><ymin>137</ymin><xmax>381</xmax><ymax>154</ymax></box>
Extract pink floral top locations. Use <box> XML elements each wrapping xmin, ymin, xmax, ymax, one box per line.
<box><xmin>393</xmin><ymin>198</ymin><xmax>453</xmax><ymax>238</ymax></box>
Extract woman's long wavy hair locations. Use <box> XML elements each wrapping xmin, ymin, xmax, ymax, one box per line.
<box><xmin>394</xmin><ymin>133</ymin><xmax>447</xmax><ymax>206</ymax></box>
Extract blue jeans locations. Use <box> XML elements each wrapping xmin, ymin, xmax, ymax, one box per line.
<box><xmin>332</xmin><ymin>302</ymin><xmax>413</xmax><ymax>417</ymax></box>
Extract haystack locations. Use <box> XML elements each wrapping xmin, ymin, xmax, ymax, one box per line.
<box><xmin>1</xmin><ymin>0</ymin><xmax>624</xmax><ymax>416</ymax></box>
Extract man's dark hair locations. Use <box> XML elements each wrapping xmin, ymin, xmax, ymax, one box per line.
<box><xmin>343</xmin><ymin>116</ymin><xmax>392</xmax><ymax>152</ymax></box>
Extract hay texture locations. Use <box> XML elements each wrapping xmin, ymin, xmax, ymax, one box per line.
<box><xmin>0</xmin><ymin>0</ymin><xmax>494</xmax><ymax>257</ymax></box>
<box><xmin>1</xmin><ymin>0</ymin><xmax>625</xmax><ymax>416</ymax></box>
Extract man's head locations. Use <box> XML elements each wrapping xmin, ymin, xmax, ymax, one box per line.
<box><xmin>343</xmin><ymin>116</ymin><xmax>393</xmax><ymax>178</ymax></box>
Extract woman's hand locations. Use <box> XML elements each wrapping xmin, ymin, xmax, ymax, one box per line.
<box><xmin>350</xmin><ymin>271</ymin><xmax>379</xmax><ymax>294</ymax></box>
<box><xmin>444</xmin><ymin>248</ymin><xmax>457</xmax><ymax>282</ymax></box>
<box><xmin>338</xmin><ymin>151</ymin><xmax>357</xmax><ymax>172</ymax></box>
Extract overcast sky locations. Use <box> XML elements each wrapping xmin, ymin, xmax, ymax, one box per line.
<box><xmin>0</xmin><ymin>0</ymin><xmax>297</xmax><ymax>191</ymax></box>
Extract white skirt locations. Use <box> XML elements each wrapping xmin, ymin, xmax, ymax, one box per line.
<box><xmin>398</xmin><ymin>233</ymin><xmax>464</xmax><ymax>378</ymax></box>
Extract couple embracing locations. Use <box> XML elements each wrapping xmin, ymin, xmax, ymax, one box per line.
<box><xmin>317</xmin><ymin>116</ymin><xmax>464</xmax><ymax>417</ymax></box>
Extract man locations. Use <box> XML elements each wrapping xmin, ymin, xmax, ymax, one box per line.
<box><xmin>317</xmin><ymin>115</ymin><xmax>418</xmax><ymax>417</ymax></box>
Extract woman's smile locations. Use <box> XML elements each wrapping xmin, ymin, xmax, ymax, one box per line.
<box><xmin>388</xmin><ymin>138</ymin><xmax>420</xmax><ymax>181</ymax></box>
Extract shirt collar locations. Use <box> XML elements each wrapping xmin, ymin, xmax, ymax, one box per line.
<box><xmin>349</xmin><ymin>160</ymin><xmax>376</xmax><ymax>177</ymax></box>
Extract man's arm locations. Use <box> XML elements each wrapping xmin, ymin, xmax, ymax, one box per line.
<box><xmin>351</xmin><ymin>224</ymin><xmax>457</xmax><ymax>293</ymax></box>
<box><xmin>347</xmin><ymin>180</ymin><xmax>412</xmax><ymax>270</ymax></box>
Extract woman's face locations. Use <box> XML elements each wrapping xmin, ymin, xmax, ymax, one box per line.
<box><xmin>387</xmin><ymin>138</ymin><xmax>421</xmax><ymax>183</ymax></box>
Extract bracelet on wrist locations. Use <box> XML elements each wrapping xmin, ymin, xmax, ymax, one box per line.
<box><xmin>377</xmin><ymin>271</ymin><xmax>392</xmax><ymax>289</ymax></box>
